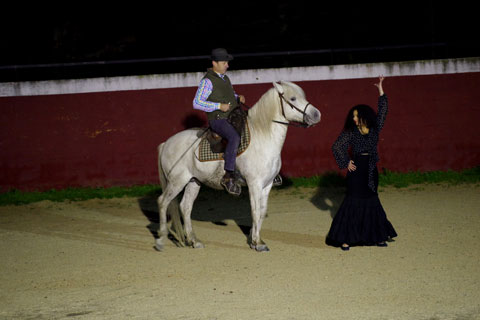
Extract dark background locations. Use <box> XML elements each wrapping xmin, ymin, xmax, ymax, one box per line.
<box><xmin>1</xmin><ymin>1</ymin><xmax>478</xmax><ymax>82</ymax></box>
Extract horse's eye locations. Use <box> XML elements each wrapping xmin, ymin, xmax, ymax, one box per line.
<box><xmin>290</xmin><ymin>97</ymin><xmax>296</xmax><ymax>102</ymax></box>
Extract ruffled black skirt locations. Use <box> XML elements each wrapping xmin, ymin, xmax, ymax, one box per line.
<box><xmin>326</xmin><ymin>154</ymin><xmax>397</xmax><ymax>247</ymax></box>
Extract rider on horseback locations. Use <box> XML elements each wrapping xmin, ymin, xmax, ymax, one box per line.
<box><xmin>193</xmin><ymin>48</ymin><xmax>245</xmax><ymax>196</ymax></box>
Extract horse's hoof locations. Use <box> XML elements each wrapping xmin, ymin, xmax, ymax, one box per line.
<box><xmin>255</xmin><ymin>244</ymin><xmax>270</xmax><ymax>252</ymax></box>
<box><xmin>186</xmin><ymin>238</ymin><xmax>205</xmax><ymax>249</ymax></box>
<box><xmin>192</xmin><ymin>241</ymin><xmax>205</xmax><ymax>249</ymax></box>
<box><xmin>154</xmin><ymin>239</ymin><xmax>165</xmax><ymax>251</ymax></box>
<box><xmin>249</xmin><ymin>242</ymin><xmax>270</xmax><ymax>252</ymax></box>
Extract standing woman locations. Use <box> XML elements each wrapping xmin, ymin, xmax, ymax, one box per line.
<box><xmin>326</xmin><ymin>76</ymin><xmax>397</xmax><ymax>251</ymax></box>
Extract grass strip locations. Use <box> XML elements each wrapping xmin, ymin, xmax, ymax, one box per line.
<box><xmin>287</xmin><ymin>166</ymin><xmax>480</xmax><ymax>189</ymax></box>
<box><xmin>1</xmin><ymin>167</ymin><xmax>478</xmax><ymax>206</ymax></box>
<box><xmin>0</xmin><ymin>184</ymin><xmax>161</xmax><ymax>206</ymax></box>
<box><xmin>378</xmin><ymin>167</ymin><xmax>480</xmax><ymax>188</ymax></box>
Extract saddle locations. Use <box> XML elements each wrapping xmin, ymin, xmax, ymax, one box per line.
<box><xmin>197</xmin><ymin>106</ymin><xmax>283</xmax><ymax>187</ymax></box>
<box><xmin>207</xmin><ymin>106</ymin><xmax>247</xmax><ymax>153</ymax></box>
<box><xmin>228</xmin><ymin>106</ymin><xmax>247</xmax><ymax>137</ymax></box>
<box><xmin>198</xmin><ymin>107</ymin><xmax>250</xmax><ymax>162</ymax></box>
<box><xmin>205</xmin><ymin>131</ymin><xmax>225</xmax><ymax>153</ymax></box>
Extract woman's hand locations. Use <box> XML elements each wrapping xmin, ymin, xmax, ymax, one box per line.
<box><xmin>347</xmin><ymin>160</ymin><xmax>357</xmax><ymax>172</ymax></box>
<box><xmin>374</xmin><ymin>76</ymin><xmax>385</xmax><ymax>96</ymax></box>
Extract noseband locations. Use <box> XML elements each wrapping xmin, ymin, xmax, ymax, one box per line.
<box><xmin>272</xmin><ymin>91</ymin><xmax>311</xmax><ymax>128</ymax></box>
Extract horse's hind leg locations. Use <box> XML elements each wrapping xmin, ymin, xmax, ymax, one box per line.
<box><xmin>180</xmin><ymin>180</ymin><xmax>204</xmax><ymax>248</ymax></box>
<box><xmin>156</xmin><ymin>182</ymin><xmax>184</xmax><ymax>251</ymax></box>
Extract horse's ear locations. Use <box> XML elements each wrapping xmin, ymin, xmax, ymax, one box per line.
<box><xmin>273</xmin><ymin>82</ymin><xmax>284</xmax><ymax>95</ymax></box>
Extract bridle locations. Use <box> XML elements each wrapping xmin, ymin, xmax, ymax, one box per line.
<box><xmin>272</xmin><ymin>91</ymin><xmax>312</xmax><ymax>128</ymax></box>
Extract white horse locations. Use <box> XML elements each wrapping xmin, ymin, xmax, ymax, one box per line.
<box><xmin>156</xmin><ymin>81</ymin><xmax>321</xmax><ymax>252</ymax></box>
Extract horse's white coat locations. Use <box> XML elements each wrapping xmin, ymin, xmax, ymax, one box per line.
<box><xmin>156</xmin><ymin>81</ymin><xmax>321</xmax><ymax>251</ymax></box>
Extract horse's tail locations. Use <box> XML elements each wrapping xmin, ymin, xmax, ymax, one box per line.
<box><xmin>157</xmin><ymin>143</ymin><xmax>186</xmax><ymax>246</ymax></box>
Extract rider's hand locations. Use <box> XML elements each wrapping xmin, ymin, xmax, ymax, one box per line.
<box><xmin>219</xmin><ymin>103</ymin><xmax>231</xmax><ymax>112</ymax></box>
<box><xmin>238</xmin><ymin>95</ymin><xmax>245</xmax><ymax>104</ymax></box>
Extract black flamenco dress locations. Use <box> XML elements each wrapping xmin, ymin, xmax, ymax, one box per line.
<box><xmin>326</xmin><ymin>94</ymin><xmax>397</xmax><ymax>247</ymax></box>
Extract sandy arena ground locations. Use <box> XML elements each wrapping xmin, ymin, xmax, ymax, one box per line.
<box><xmin>1</xmin><ymin>183</ymin><xmax>479</xmax><ymax>320</ymax></box>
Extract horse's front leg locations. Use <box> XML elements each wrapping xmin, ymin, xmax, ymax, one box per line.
<box><xmin>258</xmin><ymin>183</ymin><xmax>273</xmax><ymax>234</ymax></box>
<box><xmin>248</xmin><ymin>183</ymin><xmax>272</xmax><ymax>252</ymax></box>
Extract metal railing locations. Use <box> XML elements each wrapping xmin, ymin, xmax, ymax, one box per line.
<box><xmin>1</xmin><ymin>42</ymin><xmax>473</xmax><ymax>82</ymax></box>
<box><xmin>1</xmin><ymin>43</ymin><xmax>449</xmax><ymax>71</ymax></box>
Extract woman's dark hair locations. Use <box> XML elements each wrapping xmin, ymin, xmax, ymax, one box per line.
<box><xmin>343</xmin><ymin>104</ymin><xmax>377</xmax><ymax>132</ymax></box>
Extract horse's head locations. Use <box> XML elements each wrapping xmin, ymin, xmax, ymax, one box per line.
<box><xmin>272</xmin><ymin>81</ymin><xmax>321</xmax><ymax>127</ymax></box>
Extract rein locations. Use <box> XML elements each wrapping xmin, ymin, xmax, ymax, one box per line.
<box><xmin>272</xmin><ymin>91</ymin><xmax>311</xmax><ymax>128</ymax></box>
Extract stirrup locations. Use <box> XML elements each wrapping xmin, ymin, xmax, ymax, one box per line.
<box><xmin>221</xmin><ymin>177</ymin><xmax>241</xmax><ymax>196</ymax></box>
<box><xmin>273</xmin><ymin>174</ymin><xmax>282</xmax><ymax>186</ymax></box>
<box><xmin>234</xmin><ymin>170</ymin><xmax>247</xmax><ymax>187</ymax></box>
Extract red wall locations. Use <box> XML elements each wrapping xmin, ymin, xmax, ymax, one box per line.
<box><xmin>1</xmin><ymin>73</ymin><xmax>479</xmax><ymax>191</ymax></box>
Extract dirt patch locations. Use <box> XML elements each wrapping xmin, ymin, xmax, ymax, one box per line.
<box><xmin>1</xmin><ymin>184</ymin><xmax>479</xmax><ymax>319</ymax></box>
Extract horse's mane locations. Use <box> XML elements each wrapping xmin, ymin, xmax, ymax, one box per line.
<box><xmin>247</xmin><ymin>88</ymin><xmax>278</xmax><ymax>136</ymax></box>
<box><xmin>247</xmin><ymin>82</ymin><xmax>305</xmax><ymax>136</ymax></box>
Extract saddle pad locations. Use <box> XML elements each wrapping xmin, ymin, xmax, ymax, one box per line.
<box><xmin>198</xmin><ymin>121</ymin><xmax>250</xmax><ymax>162</ymax></box>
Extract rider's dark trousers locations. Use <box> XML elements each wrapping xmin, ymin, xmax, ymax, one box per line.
<box><xmin>209</xmin><ymin>119</ymin><xmax>240</xmax><ymax>172</ymax></box>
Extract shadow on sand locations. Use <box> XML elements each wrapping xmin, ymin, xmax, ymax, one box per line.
<box><xmin>137</xmin><ymin>187</ymin><xmax>253</xmax><ymax>246</ymax></box>
<box><xmin>305</xmin><ymin>172</ymin><xmax>346</xmax><ymax>219</ymax></box>
<box><xmin>136</xmin><ymin>172</ymin><xmax>347</xmax><ymax>248</ymax></box>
